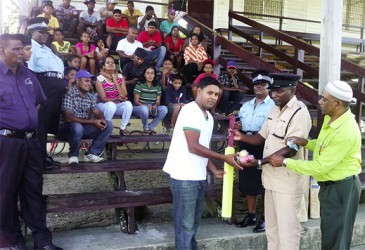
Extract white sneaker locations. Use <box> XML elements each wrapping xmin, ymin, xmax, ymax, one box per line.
<box><xmin>68</xmin><ymin>156</ymin><xmax>79</xmax><ymax>165</ymax></box>
<box><xmin>84</xmin><ymin>153</ymin><xmax>104</xmax><ymax>163</ymax></box>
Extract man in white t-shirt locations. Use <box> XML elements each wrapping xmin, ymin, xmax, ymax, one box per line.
<box><xmin>163</xmin><ymin>76</ymin><xmax>242</xmax><ymax>250</ymax></box>
<box><xmin>78</xmin><ymin>0</ymin><xmax>102</xmax><ymax>39</ymax></box>
<box><xmin>137</xmin><ymin>5</ymin><xmax>159</xmax><ymax>32</ymax></box>
<box><xmin>116</xmin><ymin>26</ymin><xmax>143</xmax><ymax>67</ymax></box>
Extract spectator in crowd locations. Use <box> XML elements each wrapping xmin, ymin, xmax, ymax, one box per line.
<box><xmin>164</xmin><ymin>74</ymin><xmax>186</xmax><ymax>133</ymax></box>
<box><xmin>78</xmin><ymin>0</ymin><xmax>102</xmax><ymax>41</ymax></box>
<box><xmin>192</xmin><ymin>59</ymin><xmax>217</xmax><ymax>91</ymax></box>
<box><xmin>98</xmin><ymin>0</ymin><xmax>117</xmax><ymax>26</ymax></box>
<box><xmin>121</xmin><ymin>47</ymin><xmax>149</xmax><ymax>102</ymax></box>
<box><xmin>164</xmin><ymin>25</ymin><xmax>184</xmax><ymax>70</ymax></box>
<box><xmin>192</xmin><ymin>59</ymin><xmax>220</xmax><ymax>114</ymax></box>
<box><xmin>106</xmin><ymin>9</ymin><xmax>129</xmax><ymax>50</ymax></box>
<box><xmin>137</xmin><ymin>21</ymin><xmax>166</xmax><ymax>70</ymax></box>
<box><xmin>51</xmin><ymin>29</ymin><xmax>74</xmax><ymax>59</ymax></box>
<box><xmin>96</xmin><ymin>56</ymin><xmax>133</xmax><ymax>136</ymax></box>
<box><xmin>64</xmin><ymin>66</ymin><xmax>77</xmax><ymax>91</ymax></box>
<box><xmin>58</xmin><ymin>70</ymin><xmax>113</xmax><ymax>165</ymax></box>
<box><xmin>233</xmin><ymin>73</ymin><xmax>312</xmax><ymax>250</ymax></box>
<box><xmin>27</xmin><ymin>17</ymin><xmax>65</xmax><ymax>169</ymax></box>
<box><xmin>37</xmin><ymin>1</ymin><xmax>59</xmax><ymax>37</ymax></box>
<box><xmin>160</xmin><ymin>8</ymin><xmax>178</xmax><ymax>38</ymax></box>
<box><xmin>158</xmin><ymin>58</ymin><xmax>177</xmax><ymax>90</ymax></box>
<box><xmin>163</xmin><ymin>76</ymin><xmax>241</xmax><ymax>250</ymax></box>
<box><xmin>235</xmin><ymin>70</ymin><xmax>274</xmax><ymax>233</ymax></box>
<box><xmin>183</xmin><ymin>25</ymin><xmax>207</xmax><ymax>51</ymax></box>
<box><xmin>132</xmin><ymin>66</ymin><xmax>168</xmax><ymax>135</ymax></box>
<box><xmin>75</xmin><ymin>31</ymin><xmax>96</xmax><ymax>74</ymax></box>
<box><xmin>218</xmin><ymin>60</ymin><xmax>246</xmax><ymax>115</ymax></box>
<box><xmin>138</xmin><ymin>5</ymin><xmax>159</xmax><ymax>32</ymax></box>
<box><xmin>116</xmin><ymin>26</ymin><xmax>143</xmax><ymax>67</ymax></box>
<box><xmin>55</xmin><ymin>0</ymin><xmax>78</xmax><ymax>33</ymax></box>
<box><xmin>0</xmin><ymin>33</ymin><xmax>63</xmax><ymax>250</ymax></box>
<box><xmin>268</xmin><ymin>80</ymin><xmax>362</xmax><ymax>250</ymax></box>
<box><xmin>95</xmin><ymin>38</ymin><xmax>109</xmax><ymax>61</ymax></box>
<box><xmin>183</xmin><ymin>33</ymin><xmax>208</xmax><ymax>85</ymax></box>
<box><xmin>31</xmin><ymin>0</ymin><xmax>53</xmax><ymax>18</ymax></box>
<box><xmin>123</xmin><ymin>1</ymin><xmax>143</xmax><ymax>27</ymax></box>
<box><xmin>66</xmin><ymin>54</ymin><xmax>81</xmax><ymax>70</ymax></box>
<box><xmin>16</xmin><ymin>34</ymin><xmax>32</xmax><ymax>67</ymax></box>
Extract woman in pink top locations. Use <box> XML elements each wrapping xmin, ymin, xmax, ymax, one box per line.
<box><xmin>75</xmin><ymin>31</ymin><xmax>96</xmax><ymax>74</ymax></box>
<box><xmin>95</xmin><ymin>56</ymin><xmax>133</xmax><ymax>135</ymax></box>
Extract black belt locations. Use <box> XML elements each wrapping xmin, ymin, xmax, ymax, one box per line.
<box><xmin>317</xmin><ymin>175</ymin><xmax>356</xmax><ymax>187</ymax></box>
<box><xmin>36</xmin><ymin>71</ymin><xmax>64</xmax><ymax>79</ymax></box>
<box><xmin>0</xmin><ymin>129</ymin><xmax>38</xmax><ymax>139</ymax></box>
<box><xmin>242</xmin><ymin>131</ymin><xmax>258</xmax><ymax>135</ymax></box>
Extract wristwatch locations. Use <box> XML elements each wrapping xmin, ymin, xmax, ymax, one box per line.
<box><xmin>257</xmin><ymin>159</ymin><xmax>262</xmax><ymax>170</ymax></box>
<box><xmin>282</xmin><ymin>158</ymin><xmax>287</xmax><ymax>167</ymax></box>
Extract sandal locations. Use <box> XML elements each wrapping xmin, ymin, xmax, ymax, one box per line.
<box><xmin>119</xmin><ymin>129</ymin><xmax>130</xmax><ymax>136</ymax></box>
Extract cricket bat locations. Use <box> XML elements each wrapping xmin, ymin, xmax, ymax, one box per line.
<box><xmin>221</xmin><ymin>115</ymin><xmax>235</xmax><ymax>219</ymax></box>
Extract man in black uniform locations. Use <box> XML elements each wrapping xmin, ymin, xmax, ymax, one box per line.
<box><xmin>0</xmin><ymin>34</ymin><xmax>62</xmax><ymax>250</ymax></box>
<box><xmin>27</xmin><ymin>17</ymin><xmax>66</xmax><ymax>169</ymax></box>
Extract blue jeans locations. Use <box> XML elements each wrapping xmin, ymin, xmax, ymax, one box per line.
<box><xmin>58</xmin><ymin>120</ymin><xmax>113</xmax><ymax>157</ymax></box>
<box><xmin>97</xmin><ymin>101</ymin><xmax>133</xmax><ymax>130</ymax></box>
<box><xmin>169</xmin><ymin>177</ymin><xmax>207</xmax><ymax>250</ymax></box>
<box><xmin>132</xmin><ymin>105</ymin><xmax>168</xmax><ymax>131</ymax></box>
<box><xmin>145</xmin><ymin>46</ymin><xmax>167</xmax><ymax>69</ymax></box>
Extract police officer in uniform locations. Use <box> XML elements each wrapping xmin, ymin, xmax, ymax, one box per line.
<box><xmin>233</xmin><ymin>73</ymin><xmax>312</xmax><ymax>250</ymax></box>
<box><xmin>27</xmin><ymin>17</ymin><xmax>65</xmax><ymax>169</ymax></box>
<box><xmin>0</xmin><ymin>34</ymin><xmax>62</xmax><ymax>250</ymax></box>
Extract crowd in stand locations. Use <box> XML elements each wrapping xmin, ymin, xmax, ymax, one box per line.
<box><xmin>1</xmin><ymin>1</ymin><xmax>362</xmax><ymax>250</ymax></box>
<box><xmin>19</xmin><ymin>0</ymin><xmax>247</xmax><ymax>165</ymax></box>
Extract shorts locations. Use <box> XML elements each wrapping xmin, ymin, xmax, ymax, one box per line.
<box><xmin>167</xmin><ymin>103</ymin><xmax>175</xmax><ymax>116</ymax></box>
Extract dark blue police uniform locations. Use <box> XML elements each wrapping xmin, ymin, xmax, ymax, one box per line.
<box><xmin>0</xmin><ymin>61</ymin><xmax>53</xmax><ymax>248</ymax></box>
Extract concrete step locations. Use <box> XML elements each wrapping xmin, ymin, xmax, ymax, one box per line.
<box><xmin>25</xmin><ymin>204</ymin><xmax>365</xmax><ymax>249</ymax></box>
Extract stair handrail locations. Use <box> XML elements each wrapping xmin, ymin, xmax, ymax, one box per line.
<box><xmin>228</xmin><ymin>11</ymin><xmax>365</xmax><ymax>114</ymax></box>
<box><xmin>234</xmin><ymin>11</ymin><xmax>365</xmax><ymax>40</ymax></box>
<box><xmin>181</xmin><ymin>15</ymin><xmax>319</xmax><ymax>107</ymax></box>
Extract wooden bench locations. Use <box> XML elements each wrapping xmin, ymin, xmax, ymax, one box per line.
<box><xmin>44</xmin><ymin>127</ymin><xmax>240</xmax><ymax>234</ymax></box>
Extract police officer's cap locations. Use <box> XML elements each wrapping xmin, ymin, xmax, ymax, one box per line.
<box><xmin>267</xmin><ymin>73</ymin><xmax>300</xmax><ymax>89</ymax></box>
<box><xmin>27</xmin><ymin>17</ymin><xmax>49</xmax><ymax>31</ymax></box>
<box><xmin>251</xmin><ymin>70</ymin><xmax>273</xmax><ymax>85</ymax></box>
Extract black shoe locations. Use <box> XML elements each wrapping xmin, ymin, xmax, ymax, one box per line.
<box><xmin>236</xmin><ymin>214</ymin><xmax>257</xmax><ymax>228</ymax></box>
<box><xmin>45</xmin><ymin>158</ymin><xmax>56</xmax><ymax>170</ymax></box>
<box><xmin>253</xmin><ymin>217</ymin><xmax>265</xmax><ymax>233</ymax></box>
<box><xmin>34</xmin><ymin>243</ymin><xmax>63</xmax><ymax>250</ymax></box>
<box><xmin>46</xmin><ymin>156</ymin><xmax>61</xmax><ymax>166</ymax></box>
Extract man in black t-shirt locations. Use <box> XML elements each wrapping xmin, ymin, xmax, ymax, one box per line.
<box><xmin>121</xmin><ymin>47</ymin><xmax>150</xmax><ymax>102</ymax></box>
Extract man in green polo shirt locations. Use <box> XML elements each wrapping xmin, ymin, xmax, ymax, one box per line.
<box><xmin>268</xmin><ymin>80</ymin><xmax>362</xmax><ymax>250</ymax></box>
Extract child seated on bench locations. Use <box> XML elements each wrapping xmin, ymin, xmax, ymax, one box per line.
<box><xmin>164</xmin><ymin>74</ymin><xmax>186</xmax><ymax>134</ymax></box>
<box><xmin>132</xmin><ymin>66</ymin><xmax>168</xmax><ymax>135</ymax></box>
<box><xmin>76</xmin><ymin>31</ymin><xmax>96</xmax><ymax>74</ymax></box>
<box><xmin>192</xmin><ymin>59</ymin><xmax>222</xmax><ymax>115</ymax></box>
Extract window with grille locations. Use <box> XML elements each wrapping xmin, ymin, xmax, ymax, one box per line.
<box><xmin>343</xmin><ymin>0</ymin><xmax>365</xmax><ymax>29</ymax></box>
<box><xmin>244</xmin><ymin>0</ymin><xmax>283</xmax><ymax>20</ymax></box>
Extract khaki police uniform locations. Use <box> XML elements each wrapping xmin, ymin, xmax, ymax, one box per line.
<box><xmin>259</xmin><ymin>96</ymin><xmax>312</xmax><ymax>250</ymax></box>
